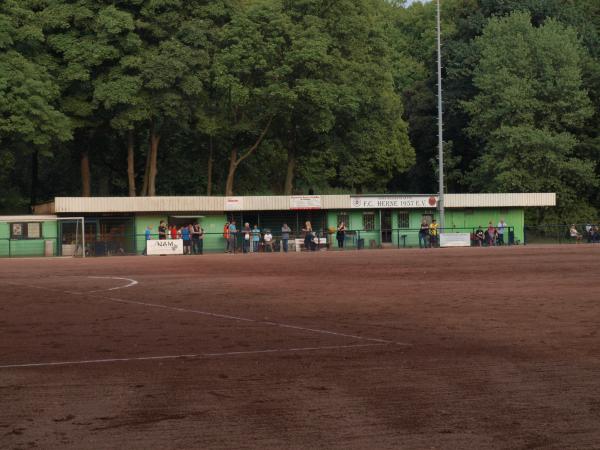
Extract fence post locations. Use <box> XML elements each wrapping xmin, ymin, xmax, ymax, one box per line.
<box><xmin>523</xmin><ymin>226</ymin><xmax>527</xmax><ymax>245</ymax></box>
<box><xmin>558</xmin><ymin>226</ymin><xmax>562</xmax><ymax>244</ymax></box>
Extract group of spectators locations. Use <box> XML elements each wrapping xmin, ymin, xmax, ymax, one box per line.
<box><xmin>473</xmin><ymin>220</ymin><xmax>509</xmax><ymax>246</ymax></box>
<box><xmin>223</xmin><ymin>220</ymin><xmax>299</xmax><ymax>253</ymax></box>
<box><xmin>417</xmin><ymin>219</ymin><xmax>440</xmax><ymax>248</ymax></box>
<box><xmin>143</xmin><ymin>217</ymin><xmax>515</xmax><ymax>254</ymax></box>
<box><xmin>145</xmin><ymin>219</ymin><xmax>325</xmax><ymax>255</ymax></box>
<box><xmin>569</xmin><ymin>224</ymin><xmax>600</xmax><ymax>243</ymax></box>
<box><xmin>144</xmin><ymin>221</ymin><xmax>204</xmax><ymax>255</ymax></box>
<box><xmin>223</xmin><ymin>220</ymin><xmax>326</xmax><ymax>253</ymax></box>
<box><xmin>417</xmin><ymin>218</ymin><xmax>509</xmax><ymax>248</ymax></box>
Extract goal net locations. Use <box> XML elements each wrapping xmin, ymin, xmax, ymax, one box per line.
<box><xmin>57</xmin><ymin>217</ymin><xmax>86</xmax><ymax>257</ymax></box>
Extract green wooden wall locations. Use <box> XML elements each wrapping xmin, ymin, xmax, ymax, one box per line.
<box><xmin>325</xmin><ymin>208</ymin><xmax>524</xmax><ymax>248</ymax></box>
<box><xmin>0</xmin><ymin>220</ymin><xmax>58</xmax><ymax>257</ymax></box>
<box><xmin>134</xmin><ymin>214</ymin><xmax>227</xmax><ymax>254</ymax></box>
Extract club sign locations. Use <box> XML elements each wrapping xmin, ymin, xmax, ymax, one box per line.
<box><xmin>147</xmin><ymin>239</ymin><xmax>184</xmax><ymax>256</ymax></box>
<box><xmin>350</xmin><ymin>196</ymin><xmax>438</xmax><ymax>209</ymax></box>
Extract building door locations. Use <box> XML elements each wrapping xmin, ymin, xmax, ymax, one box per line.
<box><xmin>449</xmin><ymin>211</ymin><xmax>465</xmax><ymax>231</ymax></box>
<box><xmin>381</xmin><ymin>210</ymin><xmax>392</xmax><ymax>243</ymax></box>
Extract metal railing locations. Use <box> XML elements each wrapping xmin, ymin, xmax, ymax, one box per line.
<box><xmin>0</xmin><ymin>237</ymin><xmax>59</xmax><ymax>258</ymax></box>
<box><xmin>392</xmin><ymin>226</ymin><xmax>517</xmax><ymax>248</ymax></box>
<box><xmin>1</xmin><ymin>226</ymin><xmax>521</xmax><ymax>257</ymax></box>
<box><xmin>523</xmin><ymin>224</ymin><xmax>600</xmax><ymax>245</ymax></box>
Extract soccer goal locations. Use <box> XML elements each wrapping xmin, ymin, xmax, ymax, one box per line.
<box><xmin>57</xmin><ymin>217</ymin><xmax>86</xmax><ymax>258</ymax></box>
<box><xmin>0</xmin><ymin>216</ymin><xmax>85</xmax><ymax>258</ymax></box>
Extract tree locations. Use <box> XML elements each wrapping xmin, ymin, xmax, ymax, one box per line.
<box><xmin>191</xmin><ymin>0</ymin><xmax>239</xmax><ymax>196</ymax></box>
<box><xmin>464</xmin><ymin>11</ymin><xmax>597</xmax><ymax>221</ymax></box>
<box><xmin>213</xmin><ymin>1</ymin><xmax>289</xmax><ymax>196</ymax></box>
<box><xmin>39</xmin><ymin>0</ymin><xmax>144</xmax><ymax>196</ymax></box>
<box><xmin>0</xmin><ymin>0</ymin><xmax>72</xmax><ymax>208</ymax></box>
<box><xmin>325</xmin><ymin>0</ymin><xmax>414</xmax><ymax>192</ymax></box>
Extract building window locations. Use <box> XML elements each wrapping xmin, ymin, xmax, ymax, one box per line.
<box><xmin>337</xmin><ymin>213</ymin><xmax>350</xmax><ymax>229</ymax></box>
<box><xmin>398</xmin><ymin>211</ymin><xmax>410</xmax><ymax>229</ymax></box>
<box><xmin>11</xmin><ymin>222</ymin><xmax>42</xmax><ymax>239</ymax></box>
<box><xmin>363</xmin><ymin>212</ymin><xmax>375</xmax><ymax>231</ymax></box>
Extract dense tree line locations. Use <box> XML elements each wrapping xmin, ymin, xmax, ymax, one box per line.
<box><xmin>1</xmin><ymin>0</ymin><xmax>600</xmax><ymax>222</ymax></box>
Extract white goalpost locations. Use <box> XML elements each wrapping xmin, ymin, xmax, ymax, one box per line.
<box><xmin>0</xmin><ymin>216</ymin><xmax>85</xmax><ymax>258</ymax></box>
<box><xmin>57</xmin><ymin>217</ymin><xmax>86</xmax><ymax>258</ymax></box>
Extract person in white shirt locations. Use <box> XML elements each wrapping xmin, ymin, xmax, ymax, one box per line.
<box><xmin>497</xmin><ymin>219</ymin><xmax>507</xmax><ymax>245</ymax></box>
<box><xmin>570</xmin><ymin>224</ymin><xmax>582</xmax><ymax>243</ymax></box>
<box><xmin>264</xmin><ymin>231</ymin><xmax>273</xmax><ymax>252</ymax></box>
<box><xmin>585</xmin><ymin>223</ymin><xmax>593</xmax><ymax>243</ymax></box>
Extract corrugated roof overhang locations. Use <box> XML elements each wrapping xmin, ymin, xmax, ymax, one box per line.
<box><xmin>51</xmin><ymin>193</ymin><xmax>556</xmax><ymax>214</ymax></box>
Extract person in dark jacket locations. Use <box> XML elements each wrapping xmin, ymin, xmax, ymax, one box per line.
<box><xmin>418</xmin><ymin>219</ymin><xmax>429</xmax><ymax>249</ymax></box>
<box><xmin>336</xmin><ymin>222</ymin><xmax>346</xmax><ymax>249</ymax></box>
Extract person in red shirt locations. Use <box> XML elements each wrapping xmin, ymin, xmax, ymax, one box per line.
<box><xmin>223</xmin><ymin>222</ymin><xmax>230</xmax><ymax>252</ymax></box>
<box><xmin>170</xmin><ymin>225</ymin><xmax>178</xmax><ymax>239</ymax></box>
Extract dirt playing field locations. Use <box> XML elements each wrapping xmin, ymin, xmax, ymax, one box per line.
<box><xmin>1</xmin><ymin>245</ymin><xmax>600</xmax><ymax>449</ymax></box>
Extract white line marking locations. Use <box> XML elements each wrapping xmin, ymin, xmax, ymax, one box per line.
<box><xmin>261</xmin><ymin>322</ymin><xmax>393</xmax><ymax>344</ymax></box>
<box><xmin>3</xmin><ymin>281</ymin><xmax>410</xmax><ymax>346</ymax></box>
<box><xmin>0</xmin><ymin>343</ymin><xmax>388</xmax><ymax>369</ymax></box>
<box><xmin>87</xmin><ymin>276</ymin><xmax>138</xmax><ymax>292</ymax></box>
<box><xmin>91</xmin><ymin>294</ymin><xmax>401</xmax><ymax>344</ymax></box>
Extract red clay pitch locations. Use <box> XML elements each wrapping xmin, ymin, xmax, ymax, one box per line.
<box><xmin>1</xmin><ymin>246</ymin><xmax>600</xmax><ymax>449</ymax></box>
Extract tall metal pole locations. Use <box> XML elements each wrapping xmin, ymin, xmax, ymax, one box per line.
<box><xmin>81</xmin><ymin>217</ymin><xmax>86</xmax><ymax>258</ymax></box>
<box><xmin>436</xmin><ymin>0</ymin><xmax>445</xmax><ymax>230</ymax></box>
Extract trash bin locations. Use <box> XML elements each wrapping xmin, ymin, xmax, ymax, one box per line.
<box><xmin>357</xmin><ymin>238</ymin><xmax>365</xmax><ymax>250</ymax></box>
<box><xmin>44</xmin><ymin>240</ymin><xmax>54</xmax><ymax>257</ymax></box>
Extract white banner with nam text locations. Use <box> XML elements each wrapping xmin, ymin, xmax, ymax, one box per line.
<box><xmin>147</xmin><ymin>239</ymin><xmax>184</xmax><ymax>255</ymax></box>
<box><xmin>440</xmin><ymin>233</ymin><xmax>471</xmax><ymax>248</ymax></box>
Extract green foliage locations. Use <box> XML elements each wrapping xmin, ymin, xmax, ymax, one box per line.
<box><xmin>464</xmin><ymin>11</ymin><xmax>597</xmax><ymax>221</ymax></box>
<box><xmin>3</xmin><ymin>0</ymin><xmax>600</xmax><ymax>225</ymax></box>
<box><xmin>0</xmin><ymin>50</ymin><xmax>72</xmax><ymax>146</ymax></box>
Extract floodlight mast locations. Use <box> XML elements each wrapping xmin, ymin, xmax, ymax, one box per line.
<box><xmin>436</xmin><ymin>0</ymin><xmax>445</xmax><ymax>229</ymax></box>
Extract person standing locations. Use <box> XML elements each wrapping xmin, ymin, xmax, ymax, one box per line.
<box><xmin>191</xmin><ymin>223</ymin><xmax>201</xmax><ymax>255</ymax></box>
<box><xmin>228</xmin><ymin>220</ymin><xmax>237</xmax><ymax>253</ymax></box>
<box><xmin>474</xmin><ymin>226</ymin><xmax>484</xmax><ymax>247</ymax></box>
<box><xmin>223</xmin><ymin>221</ymin><xmax>230</xmax><ymax>253</ymax></box>
<box><xmin>497</xmin><ymin>218</ymin><xmax>507</xmax><ymax>245</ymax></box>
<box><xmin>143</xmin><ymin>225</ymin><xmax>152</xmax><ymax>255</ymax></box>
<box><xmin>281</xmin><ymin>223</ymin><xmax>291</xmax><ymax>253</ymax></box>
<box><xmin>336</xmin><ymin>222</ymin><xmax>346</xmax><ymax>249</ymax></box>
<box><xmin>487</xmin><ymin>221</ymin><xmax>496</xmax><ymax>246</ymax></box>
<box><xmin>303</xmin><ymin>221</ymin><xmax>313</xmax><ymax>251</ymax></box>
<box><xmin>181</xmin><ymin>224</ymin><xmax>191</xmax><ymax>255</ymax></box>
<box><xmin>170</xmin><ymin>224</ymin><xmax>178</xmax><ymax>240</ymax></box>
<box><xmin>158</xmin><ymin>221</ymin><xmax>167</xmax><ymax>240</ymax></box>
<box><xmin>429</xmin><ymin>219</ymin><xmax>439</xmax><ymax>248</ymax></box>
<box><xmin>585</xmin><ymin>223</ymin><xmax>593</xmax><ymax>243</ymax></box>
<box><xmin>252</xmin><ymin>224</ymin><xmax>261</xmax><ymax>252</ymax></box>
<box><xmin>264</xmin><ymin>230</ymin><xmax>273</xmax><ymax>252</ymax></box>
<box><xmin>419</xmin><ymin>219</ymin><xmax>429</xmax><ymax>249</ymax></box>
<box><xmin>242</xmin><ymin>222</ymin><xmax>251</xmax><ymax>253</ymax></box>
<box><xmin>198</xmin><ymin>224</ymin><xmax>204</xmax><ymax>254</ymax></box>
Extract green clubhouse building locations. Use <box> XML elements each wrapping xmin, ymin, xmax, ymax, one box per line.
<box><xmin>0</xmin><ymin>193</ymin><xmax>555</xmax><ymax>257</ymax></box>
